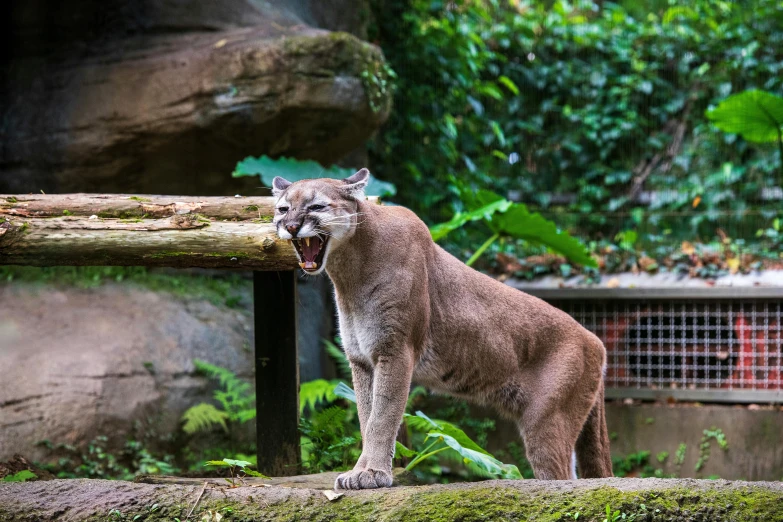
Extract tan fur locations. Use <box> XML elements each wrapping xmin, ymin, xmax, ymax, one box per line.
<box><xmin>272</xmin><ymin>170</ymin><xmax>613</xmax><ymax>489</ymax></box>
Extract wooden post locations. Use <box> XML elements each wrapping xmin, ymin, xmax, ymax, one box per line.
<box><xmin>254</xmin><ymin>271</ymin><xmax>300</xmax><ymax>476</ymax></box>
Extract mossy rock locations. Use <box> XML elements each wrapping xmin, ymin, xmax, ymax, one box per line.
<box><xmin>2</xmin><ymin>474</ymin><xmax>782</xmax><ymax>521</ymax></box>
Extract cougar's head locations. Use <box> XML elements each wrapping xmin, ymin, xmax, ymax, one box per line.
<box><xmin>272</xmin><ymin>168</ymin><xmax>370</xmax><ymax>275</ymax></box>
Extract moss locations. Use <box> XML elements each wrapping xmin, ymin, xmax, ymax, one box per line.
<box><xmin>5</xmin><ymin>197</ymin><xmax>17</xmax><ymax>203</ymax></box>
<box><xmin>129</xmin><ymin>196</ymin><xmax>152</xmax><ymax>202</ymax></box>
<box><xmin>252</xmin><ymin>217</ymin><xmax>273</xmax><ymax>223</ymax></box>
<box><xmin>244</xmin><ymin>205</ymin><xmax>259</xmax><ymax>213</ymax></box>
<box><xmin>97</xmin><ymin>210</ymin><xmax>146</xmax><ymax>219</ymax></box>
<box><xmin>62</xmin><ymin>209</ymin><xmax>72</xmax><ymax>216</ymax></box>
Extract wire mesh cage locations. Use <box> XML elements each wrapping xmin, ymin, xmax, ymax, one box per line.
<box><xmin>541</xmin><ymin>291</ymin><xmax>783</xmax><ymax>403</ymax></box>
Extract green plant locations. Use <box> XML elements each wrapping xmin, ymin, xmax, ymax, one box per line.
<box><xmin>707</xmin><ymin>90</ymin><xmax>783</xmax><ymax>181</ymax></box>
<box><xmin>2</xmin><ymin>470</ymin><xmax>36</xmax><ymax>482</ymax></box>
<box><xmin>398</xmin><ymin>411</ymin><xmax>521</xmax><ymax>479</ymax></box>
<box><xmin>430</xmin><ymin>189</ymin><xmax>596</xmax><ymax>267</ymax></box>
<box><xmin>36</xmin><ymin>436</ymin><xmax>178</xmax><ymax>480</ymax></box>
<box><xmin>232</xmin><ymin>155</ymin><xmax>396</xmax><ymax>197</ymax></box>
<box><xmin>300</xmin><ymin>406</ymin><xmax>361</xmax><ymax>472</ymax></box>
<box><xmin>674</xmin><ymin>442</ymin><xmax>687</xmax><ymax>470</ymax></box>
<box><xmin>204</xmin><ymin>458</ymin><xmax>268</xmax><ymax>486</ymax></box>
<box><xmin>696</xmin><ymin>427</ymin><xmax>728</xmax><ymax>472</ymax></box>
<box><xmin>181</xmin><ymin>360</ymin><xmax>255</xmax><ymax>435</ymax></box>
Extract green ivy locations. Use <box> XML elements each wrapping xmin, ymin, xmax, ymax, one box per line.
<box><xmin>369</xmin><ymin>0</ymin><xmax>783</xmax><ymax>251</ymax></box>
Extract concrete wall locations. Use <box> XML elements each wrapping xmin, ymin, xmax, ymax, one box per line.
<box><xmin>605</xmin><ymin>403</ymin><xmax>783</xmax><ymax>481</ymax></box>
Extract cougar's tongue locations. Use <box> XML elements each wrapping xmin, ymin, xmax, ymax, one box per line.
<box><xmin>301</xmin><ymin>236</ymin><xmax>322</xmax><ymax>266</ymax></box>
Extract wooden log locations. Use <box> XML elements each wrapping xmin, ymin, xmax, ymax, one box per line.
<box><xmin>0</xmin><ymin>193</ymin><xmax>378</xmax><ymax>269</ymax></box>
<box><xmin>0</xmin><ymin>194</ymin><xmax>277</xmax><ymax>221</ymax></box>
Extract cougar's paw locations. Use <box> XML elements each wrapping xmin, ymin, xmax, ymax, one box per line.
<box><xmin>334</xmin><ymin>468</ymin><xmax>393</xmax><ymax>490</ymax></box>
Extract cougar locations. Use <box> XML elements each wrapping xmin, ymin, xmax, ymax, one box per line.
<box><xmin>272</xmin><ymin>169</ymin><xmax>613</xmax><ymax>489</ymax></box>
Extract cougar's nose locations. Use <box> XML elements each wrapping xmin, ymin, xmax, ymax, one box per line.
<box><xmin>286</xmin><ymin>224</ymin><xmax>300</xmax><ymax>237</ymax></box>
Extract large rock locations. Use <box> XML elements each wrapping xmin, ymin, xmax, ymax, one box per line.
<box><xmin>0</xmin><ymin>0</ymin><xmax>391</xmax><ymax>195</ymax></box>
<box><xmin>0</xmin><ymin>282</ymin><xmax>256</xmax><ymax>461</ymax></box>
<box><xmin>1</xmin><ymin>475</ymin><xmax>782</xmax><ymax>521</ymax></box>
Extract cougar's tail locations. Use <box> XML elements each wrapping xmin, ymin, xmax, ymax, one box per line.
<box><xmin>575</xmin><ymin>384</ymin><xmax>613</xmax><ymax>478</ymax></box>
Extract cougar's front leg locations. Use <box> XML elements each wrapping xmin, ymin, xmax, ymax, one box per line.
<box><xmin>348</xmin><ymin>358</ymin><xmax>374</xmax><ymax>469</ymax></box>
<box><xmin>335</xmin><ymin>350</ymin><xmax>413</xmax><ymax>490</ymax></box>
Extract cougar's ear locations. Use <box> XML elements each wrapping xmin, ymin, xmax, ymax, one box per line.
<box><xmin>272</xmin><ymin>176</ymin><xmax>292</xmax><ymax>197</ymax></box>
<box><xmin>341</xmin><ymin>168</ymin><xmax>370</xmax><ymax>200</ymax></box>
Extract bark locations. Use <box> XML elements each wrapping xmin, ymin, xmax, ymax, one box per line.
<box><xmin>0</xmin><ymin>194</ymin><xmax>301</xmax><ymax>269</ymax></box>
<box><xmin>1</xmin><ymin>474</ymin><xmax>782</xmax><ymax>522</ymax></box>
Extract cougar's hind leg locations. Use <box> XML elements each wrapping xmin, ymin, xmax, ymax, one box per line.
<box><xmin>517</xmin><ymin>411</ymin><xmax>580</xmax><ymax>480</ymax></box>
<box><xmin>491</xmin><ymin>379</ymin><xmax>579</xmax><ymax>480</ymax></box>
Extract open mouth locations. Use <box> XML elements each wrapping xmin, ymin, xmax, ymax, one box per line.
<box><xmin>291</xmin><ymin>234</ymin><xmax>328</xmax><ymax>272</ymax></box>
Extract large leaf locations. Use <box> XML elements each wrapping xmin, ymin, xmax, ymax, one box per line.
<box><xmin>333</xmin><ymin>382</ymin><xmax>357</xmax><ymax>403</ymax></box>
<box><xmin>425</xmin><ymin>432</ymin><xmax>522</xmax><ymax>479</ymax></box>
<box><xmin>706</xmin><ymin>90</ymin><xmax>783</xmax><ymax>143</ymax></box>
<box><xmin>232</xmin><ymin>155</ymin><xmax>397</xmax><ymax>197</ymax></box>
<box><xmin>429</xmin><ymin>198</ymin><xmax>512</xmax><ymax>241</ymax></box>
<box><xmin>405</xmin><ymin>411</ymin><xmax>490</xmax><ymax>456</ymax></box>
<box><xmin>491</xmin><ymin>203</ymin><xmax>596</xmax><ymax>267</ymax></box>
<box><xmin>460</xmin><ymin>190</ymin><xmax>596</xmax><ymax>267</ymax></box>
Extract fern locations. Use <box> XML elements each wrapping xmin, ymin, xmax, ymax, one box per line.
<box><xmin>323</xmin><ymin>339</ymin><xmax>352</xmax><ymax>382</ymax></box>
<box><xmin>181</xmin><ymin>403</ymin><xmax>229</xmax><ymax>434</ymax></box>
<box><xmin>300</xmin><ymin>379</ymin><xmax>338</xmax><ymax>414</ymax></box>
<box><xmin>193</xmin><ymin>359</ymin><xmax>255</xmax><ymax>423</ymax></box>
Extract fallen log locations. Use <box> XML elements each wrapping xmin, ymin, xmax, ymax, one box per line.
<box><xmin>0</xmin><ymin>194</ymin><xmax>378</xmax><ymax>269</ymax></box>
<box><xmin>1</xmin><ymin>474</ymin><xmax>781</xmax><ymax>522</ymax></box>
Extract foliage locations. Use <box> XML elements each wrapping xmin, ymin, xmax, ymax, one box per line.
<box><xmin>430</xmin><ymin>189</ymin><xmax>596</xmax><ymax>266</ymax></box>
<box><xmin>36</xmin><ymin>436</ymin><xmax>178</xmax><ymax>480</ymax></box>
<box><xmin>181</xmin><ymin>403</ymin><xmax>229</xmax><ymax>435</ymax></box>
<box><xmin>300</xmin><ymin>406</ymin><xmax>361</xmax><ymax>472</ymax></box>
<box><xmin>707</xmin><ymin>89</ymin><xmax>783</xmax><ymax>180</ymax></box>
<box><xmin>0</xmin><ymin>266</ymin><xmax>248</xmax><ymax>308</ymax></box>
<box><xmin>204</xmin><ymin>458</ymin><xmax>268</xmax><ymax>486</ymax></box>
<box><xmin>180</xmin><ymin>360</ymin><xmax>255</xmax><ymax>436</ymax></box>
<box><xmin>2</xmin><ymin>470</ymin><xmax>36</xmax><ymax>482</ymax></box>
<box><xmin>707</xmin><ymin>90</ymin><xmax>783</xmax><ymax>144</ymax></box>
<box><xmin>232</xmin><ymin>155</ymin><xmax>396</xmax><ymax>197</ymax></box>
<box><xmin>696</xmin><ymin>427</ymin><xmax>729</xmax><ymax>472</ymax></box>
<box><xmin>370</xmin><ymin>0</ymin><xmax>783</xmax><ymax>258</ymax></box>
<box><xmin>399</xmin><ymin>411</ymin><xmax>521</xmax><ymax>479</ymax></box>
<box><xmin>299</xmin><ymin>379</ymin><xmax>338</xmax><ymax>414</ymax></box>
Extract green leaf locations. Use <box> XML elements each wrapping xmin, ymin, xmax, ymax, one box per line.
<box><xmin>204</xmin><ymin>460</ymin><xmax>231</xmax><ymax>467</ymax></box>
<box><xmin>232</xmin><ymin>155</ymin><xmax>396</xmax><ymax>197</ymax></box>
<box><xmin>243</xmin><ymin>469</ymin><xmax>271</xmax><ymax>479</ymax></box>
<box><xmin>181</xmin><ymin>403</ymin><xmax>229</xmax><ymax>434</ymax></box>
<box><xmin>2</xmin><ymin>470</ymin><xmax>36</xmax><ymax>482</ymax></box>
<box><xmin>299</xmin><ymin>379</ymin><xmax>337</xmax><ymax>414</ymax></box>
<box><xmin>395</xmin><ymin>441</ymin><xmax>418</xmax><ymax>458</ymax></box>
<box><xmin>490</xmin><ymin>202</ymin><xmax>595</xmax><ymax>267</ymax></box>
<box><xmin>498</xmin><ymin>75</ymin><xmax>520</xmax><ymax>96</ymax></box>
<box><xmin>429</xmin><ymin>199</ymin><xmax>512</xmax><ymax>241</ymax></box>
<box><xmin>425</xmin><ymin>432</ymin><xmax>522</xmax><ymax>479</ymax></box>
<box><xmin>407</xmin><ymin>411</ymin><xmax>490</xmax><ymax>456</ymax></box>
<box><xmin>222</xmin><ymin>459</ymin><xmax>252</xmax><ymax>468</ymax></box>
<box><xmin>706</xmin><ymin>90</ymin><xmax>783</xmax><ymax>143</ymax></box>
<box><xmin>333</xmin><ymin>382</ymin><xmax>357</xmax><ymax>403</ymax></box>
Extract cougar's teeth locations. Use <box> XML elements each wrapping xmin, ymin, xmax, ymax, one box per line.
<box><xmin>304</xmin><ymin>237</ymin><xmax>310</xmax><ymax>247</ymax></box>
<box><xmin>299</xmin><ymin>262</ymin><xmax>306</xmax><ymax>269</ymax></box>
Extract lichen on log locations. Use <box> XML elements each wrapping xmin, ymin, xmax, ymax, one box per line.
<box><xmin>1</xmin><ymin>475</ymin><xmax>782</xmax><ymax>522</ymax></box>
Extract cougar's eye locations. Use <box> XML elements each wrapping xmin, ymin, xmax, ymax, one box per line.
<box><xmin>277</xmin><ymin>206</ymin><xmax>289</xmax><ymax>213</ymax></box>
<box><xmin>309</xmin><ymin>204</ymin><xmax>326</xmax><ymax>212</ymax></box>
